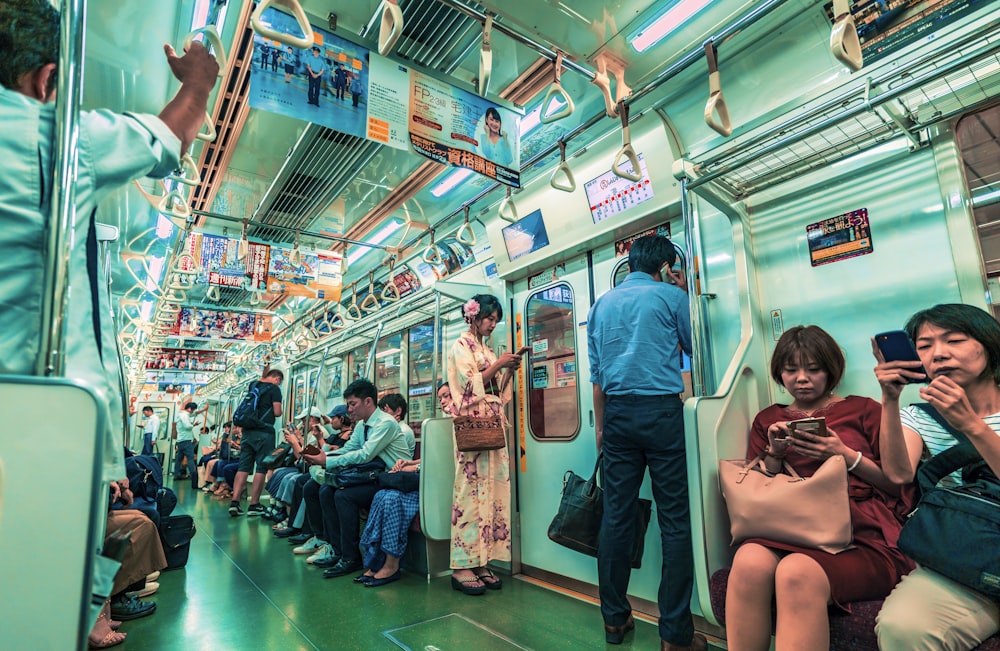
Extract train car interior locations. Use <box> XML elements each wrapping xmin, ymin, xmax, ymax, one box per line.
<box><xmin>3</xmin><ymin>0</ymin><xmax>1000</xmax><ymax>648</ymax></box>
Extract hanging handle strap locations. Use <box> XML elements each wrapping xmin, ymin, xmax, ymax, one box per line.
<box><xmin>169</xmin><ymin>153</ymin><xmax>201</xmax><ymax>187</ymax></box>
<box><xmin>237</xmin><ymin>219</ymin><xmax>250</xmax><ymax>261</ymax></box>
<box><xmin>591</xmin><ymin>56</ymin><xmax>617</xmax><ymax>118</ymax></box>
<box><xmin>345</xmin><ymin>283</ymin><xmax>363</xmax><ymax>320</ymax></box>
<box><xmin>612</xmin><ymin>101</ymin><xmax>642</xmax><ymax>182</ymax></box>
<box><xmin>498</xmin><ymin>186</ymin><xmax>518</xmax><ymax>223</ymax></box>
<box><xmin>205</xmin><ymin>285</ymin><xmax>221</xmax><ymax>302</ymax></box>
<box><xmin>195</xmin><ymin>111</ymin><xmax>217</xmax><ymax>143</ymax></box>
<box><xmin>478</xmin><ymin>14</ymin><xmax>493</xmax><ymax>97</ymax></box>
<box><xmin>422</xmin><ymin>230</ymin><xmax>441</xmax><ymax>264</ymax></box>
<box><xmin>378</xmin><ymin>0</ymin><xmax>404</xmax><ymax>56</ymax></box>
<box><xmin>182</xmin><ymin>25</ymin><xmax>227</xmax><ymax>77</ymax></box>
<box><xmin>703</xmin><ymin>41</ymin><xmax>733</xmax><ymax>137</ymax></box>
<box><xmin>172</xmin><ymin>253</ymin><xmax>199</xmax><ymax>277</ymax></box>
<box><xmin>540</xmin><ymin>51</ymin><xmax>574</xmax><ymax>124</ymax></box>
<box><xmin>360</xmin><ymin>271</ymin><xmax>380</xmax><ymax>313</ymax></box>
<box><xmin>456</xmin><ymin>205</ymin><xmax>476</xmax><ymax>245</ymax></box>
<box><xmin>251</xmin><ymin>0</ymin><xmax>315</xmax><ymax>50</ymax></box>
<box><xmin>158</xmin><ymin>187</ymin><xmax>192</xmax><ymax>220</ymax></box>
<box><xmin>830</xmin><ymin>0</ymin><xmax>863</xmax><ymax>72</ymax></box>
<box><xmin>549</xmin><ymin>140</ymin><xmax>576</xmax><ymax>192</ymax></box>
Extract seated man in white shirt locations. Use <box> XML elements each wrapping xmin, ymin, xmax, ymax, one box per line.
<box><xmin>301</xmin><ymin>379</ymin><xmax>411</xmax><ymax>578</ymax></box>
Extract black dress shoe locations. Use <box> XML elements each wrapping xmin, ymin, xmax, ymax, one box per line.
<box><xmin>110</xmin><ymin>595</ymin><xmax>157</xmax><ymax>621</ymax></box>
<box><xmin>273</xmin><ymin>527</ymin><xmax>301</xmax><ymax>538</ymax></box>
<box><xmin>288</xmin><ymin>532</ymin><xmax>313</xmax><ymax>545</ymax></box>
<box><xmin>322</xmin><ymin>559</ymin><xmax>362</xmax><ymax>578</ymax></box>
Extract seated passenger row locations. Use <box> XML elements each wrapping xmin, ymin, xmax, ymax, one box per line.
<box><xmin>717</xmin><ymin>304</ymin><xmax>1000</xmax><ymax>651</ymax></box>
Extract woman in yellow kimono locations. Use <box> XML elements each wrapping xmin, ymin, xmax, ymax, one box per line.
<box><xmin>448</xmin><ymin>294</ymin><xmax>525</xmax><ymax>595</ymax></box>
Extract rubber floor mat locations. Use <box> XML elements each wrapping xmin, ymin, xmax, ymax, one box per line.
<box><xmin>384</xmin><ymin>613</ymin><xmax>530</xmax><ymax>650</ymax></box>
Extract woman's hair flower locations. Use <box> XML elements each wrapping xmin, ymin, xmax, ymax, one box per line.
<box><xmin>463</xmin><ymin>299</ymin><xmax>480</xmax><ymax>322</ymax></box>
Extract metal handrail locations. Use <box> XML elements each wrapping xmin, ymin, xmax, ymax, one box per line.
<box><xmin>38</xmin><ymin>0</ymin><xmax>87</xmax><ymax>376</ymax></box>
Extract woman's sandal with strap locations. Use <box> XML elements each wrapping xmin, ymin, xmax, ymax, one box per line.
<box><xmin>475</xmin><ymin>568</ymin><xmax>502</xmax><ymax>590</ymax></box>
<box><xmin>451</xmin><ymin>575</ymin><xmax>487</xmax><ymax>595</ymax></box>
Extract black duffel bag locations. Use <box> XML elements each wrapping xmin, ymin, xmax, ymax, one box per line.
<box><xmin>160</xmin><ymin>514</ymin><xmax>197</xmax><ymax>570</ymax></box>
<box><xmin>326</xmin><ymin>459</ymin><xmax>386</xmax><ymax>489</ymax></box>
<box><xmin>376</xmin><ymin>470</ymin><xmax>419</xmax><ymax>493</ymax></box>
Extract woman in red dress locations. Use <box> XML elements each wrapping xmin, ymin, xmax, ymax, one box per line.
<box><xmin>724</xmin><ymin>325</ymin><xmax>914</xmax><ymax>651</ymax></box>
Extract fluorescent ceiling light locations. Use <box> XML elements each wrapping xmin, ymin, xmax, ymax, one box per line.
<box><xmin>155</xmin><ymin>214</ymin><xmax>175</xmax><ymax>239</ymax></box>
<box><xmin>140</xmin><ymin>299</ymin><xmax>155</xmax><ymax>323</ymax></box>
<box><xmin>430</xmin><ymin>168</ymin><xmax>475</xmax><ymax>198</ymax></box>
<box><xmin>146</xmin><ymin>256</ymin><xmax>165</xmax><ymax>292</ymax></box>
<box><xmin>630</xmin><ymin>0</ymin><xmax>712</xmax><ymax>53</ymax></box>
<box><xmin>376</xmin><ymin>347</ymin><xmax>401</xmax><ymax>358</ymax></box>
<box><xmin>347</xmin><ymin>219</ymin><xmax>404</xmax><ymax>265</ymax></box>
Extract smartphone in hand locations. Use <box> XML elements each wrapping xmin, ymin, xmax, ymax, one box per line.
<box><xmin>787</xmin><ymin>417</ymin><xmax>828</xmax><ymax>438</ymax></box>
<box><xmin>875</xmin><ymin>330</ymin><xmax>928</xmax><ymax>383</ymax></box>
<box><xmin>517</xmin><ymin>346</ymin><xmax>531</xmax><ymax>356</ymax></box>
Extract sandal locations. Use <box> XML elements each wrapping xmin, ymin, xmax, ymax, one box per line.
<box><xmin>451</xmin><ymin>574</ymin><xmax>486</xmax><ymax>596</ymax></box>
<box><xmin>89</xmin><ymin>604</ymin><xmax>127</xmax><ymax>649</ymax></box>
<box><xmin>88</xmin><ymin>629</ymin><xmax>126</xmax><ymax>649</ymax></box>
<box><xmin>475</xmin><ymin>568</ymin><xmax>503</xmax><ymax>590</ymax></box>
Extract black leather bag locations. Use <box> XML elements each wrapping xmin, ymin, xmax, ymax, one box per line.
<box><xmin>547</xmin><ymin>454</ymin><xmax>651</xmax><ymax>569</ymax></box>
<box><xmin>262</xmin><ymin>443</ymin><xmax>291</xmax><ymax>470</ymax></box>
<box><xmin>327</xmin><ymin>459</ymin><xmax>387</xmax><ymax>488</ymax></box>
<box><xmin>377</xmin><ymin>470</ymin><xmax>420</xmax><ymax>493</ymax></box>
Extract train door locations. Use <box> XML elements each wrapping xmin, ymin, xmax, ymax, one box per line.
<box><xmin>135</xmin><ymin>401</ymin><xmax>175</xmax><ymax>472</ymax></box>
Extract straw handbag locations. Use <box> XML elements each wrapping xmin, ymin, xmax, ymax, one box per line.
<box><xmin>453</xmin><ymin>414</ymin><xmax>506</xmax><ymax>451</ymax></box>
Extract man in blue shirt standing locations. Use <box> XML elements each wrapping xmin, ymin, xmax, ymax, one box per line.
<box><xmin>306</xmin><ymin>46</ymin><xmax>326</xmax><ymax>107</ymax></box>
<box><xmin>587</xmin><ymin>235</ymin><xmax>705</xmax><ymax>651</ymax></box>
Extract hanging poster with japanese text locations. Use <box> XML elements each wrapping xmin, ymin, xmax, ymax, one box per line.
<box><xmin>201</xmin><ymin>234</ymin><xmax>246</xmax><ymax>289</ymax></box>
<box><xmin>245</xmin><ymin>242</ymin><xmax>271</xmax><ymax>291</ymax></box>
<box><xmin>246</xmin><ymin>8</ymin><xmax>522</xmax><ymax>188</ymax></box>
<box><xmin>172</xmin><ymin>307</ymin><xmax>273</xmax><ymax>343</ymax></box>
<box><xmin>266</xmin><ymin>246</ymin><xmax>343</xmax><ymax>301</ymax></box>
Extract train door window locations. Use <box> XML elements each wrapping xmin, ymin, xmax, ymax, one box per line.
<box><xmin>612</xmin><ymin>241</ymin><xmax>686</xmax><ymax>287</ymax></box>
<box><xmin>376</xmin><ymin>332</ymin><xmax>403</xmax><ymax>397</ymax></box>
<box><xmin>347</xmin><ymin>343</ymin><xmax>371</xmax><ymax>382</ymax></box>
<box><xmin>956</xmin><ymin>106</ymin><xmax>1000</xmax><ymax>320</ymax></box>
<box><xmin>525</xmin><ymin>284</ymin><xmax>580</xmax><ymax>440</ymax></box>
<box><xmin>291</xmin><ymin>373</ymin><xmax>306</xmax><ymax>419</ymax></box>
<box><xmin>407</xmin><ymin>321</ymin><xmax>441</xmax><ymax>437</ymax></box>
<box><xmin>324</xmin><ymin>360</ymin><xmax>344</xmax><ymax>407</ymax></box>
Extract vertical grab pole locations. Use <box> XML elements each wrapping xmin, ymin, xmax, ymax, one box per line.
<box><xmin>432</xmin><ymin>290</ymin><xmax>441</xmax><ymax>415</ymax></box>
<box><xmin>680</xmin><ymin>178</ymin><xmax>709</xmax><ymax>397</ymax></box>
<box><xmin>38</xmin><ymin>0</ymin><xmax>87</xmax><ymax>376</ymax></box>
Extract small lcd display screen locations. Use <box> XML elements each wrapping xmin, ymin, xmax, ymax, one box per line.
<box><xmin>502</xmin><ymin>208</ymin><xmax>550</xmax><ymax>261</ymax></box>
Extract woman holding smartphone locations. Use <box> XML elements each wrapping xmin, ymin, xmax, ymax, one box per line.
<box><xmin>447</xmin><ymin>293</ymin><xmax>525</xmax><ymax>595</ymax></box>
<box><xmin>874</xmin><ymin>304</ymin><xmax>1000</xmax><ymax>649</ymax></box>
<box><xmin>725</xmin><ymin>325</ymin><xmax>913</xmax><ymax>651</ymax></box>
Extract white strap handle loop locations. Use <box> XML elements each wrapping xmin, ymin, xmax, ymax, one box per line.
<box><xmin>158</xmin><ymin>187</ymin><xmax>192</xmax><ymax>220</ymax></box>
<box><xmin>422</xmin><ymin>231</ymin><xmax>441</xmax><ymax>264</ymax></box>
<box><xmin>195</xmin><ymin>111</ymin><xmax>217</xmax><ymax>143</ymax></box>
<box><xmin>327</xmin><ymin>311</ymin><xmax>346</xmax><ymax>331</ymax></box>
<box><xmin>380</xmin><ymin>279</ymin><xmax>401</xmax><ymax>302</ymax></box>
<box><xmin>170</xmin><ymin>153</ymin><xmax>201</xmax><ymax>187</ymax></box>
<box><xmin>206</xmin><ymin>286</ymin><xmax>221</xmax><ymax>302</ymax></box>
<box><xmin>830</xmin><ymin>0</ymin><xmax>863</xmax><ymax>72</ymax></box>
<box><xmin>612</xmin><ymin>101</ymin><xmax>642</xmax><ymax>182</ymax></box>
<box><xmin>498</xmin><ymin>186</ymin><xmax>518</xmax><ymax>223</ymax></box>
<box><xmin>478</xmin><ymin>14</ymin><xmax>493</xmax><ymax>97</ymax></box>
<box><xmin>591</xmin><ymin>56</ymin><xmax>617</xmax><ymax>118</ymax></box>
<box><xmin>703</xmin><ymin>42</ymin><xmax>733</xmax><ymax>137</ymax></box>
<box><xmin>251</xmin><ymin>0</ymin><xmax>315</xmax><ymax>50</ymax></box>
<box><xmin>183</xmin><ymin>25</ymin><xmax>227</xmax><ymax>77</ymax></box>
<box><xmin>378</xmin><ymin>0</ymin><xmax>404</xmax><ymax>56</ymax></box>
<box><xmin>456</xmin><ymin>205</ymin><xmax>476</xmax><ymax>246</ymax></box>
<box><xmin>549</xmin><ymin>140</ymin><xmax>576</xmax><ymax>192</ymax></box>
<box><xmin>345</xmin><ymin>284</ymin><xmax>363</xmax><ymax>320</ymax></box>
<box><xmin>541</xmin><ymin>52</ymin><xmax>574</xmax><ymax>124</ymax></box>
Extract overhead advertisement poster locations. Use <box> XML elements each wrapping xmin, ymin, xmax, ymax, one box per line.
<box><xmin>248</xmin><ymin>7</ymin><xmax>370</xmax><ymax>143</ymax></box>
<box><xmin>172</xmin><ymin>308</ymin><xmax>273</xmax><ymax>343</ymax></box>
<box><xmin>247</xmin><ymin>9</ymin><xmax>521</xmax><ymax>188</ymax></box>
<box><xmin>266</xmin><ymin>246</ymin><xmax>344</xmax><ymax>301</ymax></box>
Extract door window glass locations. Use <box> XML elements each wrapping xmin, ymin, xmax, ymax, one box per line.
<box><xmin>525</xmin><ymin>284</ymin><xmax>579</xmax><ymax>440</ymax></box>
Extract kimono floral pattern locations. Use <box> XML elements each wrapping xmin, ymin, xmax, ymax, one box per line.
<box><xmin>448</xmin><ymin>331</ymin><xmax>512</xmax><ymax>568</ymax></box>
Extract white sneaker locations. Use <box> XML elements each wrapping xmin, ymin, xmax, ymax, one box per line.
<box><xmin>292</xmin><ymin>536</ymin><xmax>322</xmax><ymax>555</ymax></box>
<box><xmin>306</xmin><ymin>543</ymin><xmax>334</xmax><ymax>564</ymax></box>
<box><xmin>126</xmin><ymin>581</ymin><xmax>159</xmax><ymax>599</ymax></box>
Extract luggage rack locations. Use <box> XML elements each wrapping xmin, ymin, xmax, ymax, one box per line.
<box><xmin>687</xmin><ymin>16</ymin><xmax>1000</xmax><ymax>200</ymax></box>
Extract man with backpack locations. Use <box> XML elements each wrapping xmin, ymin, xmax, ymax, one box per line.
<box><xmin>230</xmin><ymin>367</ymin><xmax>284</xmax><ymax>517</ymax></box>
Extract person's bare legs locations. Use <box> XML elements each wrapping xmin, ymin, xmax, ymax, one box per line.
<box><xmin>725</xmin><ymin>543</ymin><xmax>780</xmax><ymax>651</ymax></box>
<box><xmin>231</xmin><ymin>470</ymin><xmax>249</xmax><ymax>503</ymax></box>
<box><xmin>773</xmin><ymin>554</ymin><xmax>831</xmax><ymax>651</ymax></box>
<box><xmin>249</xmin><ymin>471</ymin><xmax>266</xmax><ymax>506</ymax></box>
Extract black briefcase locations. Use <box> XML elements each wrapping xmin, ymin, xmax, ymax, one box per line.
<box><xmin>160</xmin><ymin>514</ymin><xmax>196</xmax><ymax>570</ymax></box>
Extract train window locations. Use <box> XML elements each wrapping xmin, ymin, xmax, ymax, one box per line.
<box><xmin>291</xmin><ymin>373</ymin><xmax>306</xmax><ymax>420</ymax></box>
<box><xmin>323</xmin><ymin>361</ymin><xmax>344</xmax><ymax>407</ymax></box>
<box><xmin>525</xmin><ymin>284</ymin><xmax>580</xmax><ymax>440</ymax></box>
<box><xmin>347</xmin><ymin>343</ymin><xmax>371</xmax><ymax>382</ymax></box>
<box><xmin>612</xmin><ymin>257</ymin><xmax>630</xmax><ymax>287</ymax></box>
<box><xmin>407</xmin><ymin>321</ymin><xmax>442</xmax><ymax>437</ymax></box>
<box><xmin>376</xmin><ymin>332</ymin><xmax>403</xmax><ymax>398</ymax></box>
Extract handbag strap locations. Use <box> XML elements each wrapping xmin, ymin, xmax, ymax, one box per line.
<box><xmin>737</xmin><ymin>453</ymin><xmax>804</xmax><ymax>483</ymax></box>
<box><xmin>911</xmin><ymin>403</ymin><xmax>987</xmax><ymax>492</ymax></box>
